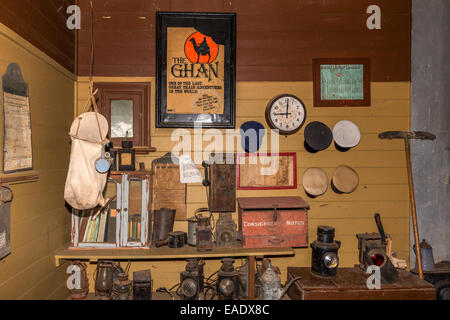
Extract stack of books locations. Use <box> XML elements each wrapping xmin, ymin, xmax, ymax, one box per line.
<box><xmin>78</xmin><ymin>208</ymin><xmax>117</xmax><ymax>243</ymax></box>
<box><xmin>128</xmin><ymin>214</ymin><xmax>141</xmax><ymax>242</ymax></box>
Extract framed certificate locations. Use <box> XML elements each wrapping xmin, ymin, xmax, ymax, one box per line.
<box><xmin>2</xmin><ymin>63</ymin><xmax>33</xmax><ymax>173</ymax></box>
<box><xmin>156</xmin><ymin>12</ymin><xmax>236</xmax><ymax>128</ymax></box>
<box><xmin>313</xmin><ymin>58</ymin><xmax>371</xmax><ymax>107</ymax></box>
<box><xmin>237</xmin><ymin>153</ymin><xmax>297</xmax><ymax>190</ymax></box>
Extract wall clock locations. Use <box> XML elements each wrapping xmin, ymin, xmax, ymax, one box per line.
<box><xmin>265</xmin><ymin>94</ymin><xmax>307</xmax><ymax>135</ymax></box>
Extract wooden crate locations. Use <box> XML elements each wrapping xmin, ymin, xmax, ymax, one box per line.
<box><xmin>237</xmin><ymin>197</ymin><xmax>309</xmax><ymax>248</ymax></box>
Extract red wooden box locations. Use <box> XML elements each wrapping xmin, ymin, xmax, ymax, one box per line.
<box><xmin>237</xmin><ymin>197</ymin><xmax>309</xmax><ymax>249</ymax></box>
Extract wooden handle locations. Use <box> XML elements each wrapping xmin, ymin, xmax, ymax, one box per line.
<box><xmin>405</xmin><ymin>138</ymin><xmax>423</xmax><ymax>279</ymax></box>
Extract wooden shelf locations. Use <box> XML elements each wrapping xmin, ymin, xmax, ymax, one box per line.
<box><xmin>67</xmin><ymin>291</ymin><xmax>292</xmax><ymax>300</ymax></box>
<box><xmin>0</xmin><ymin>170</ymin><xmax>39</xmax><ymax>185</ymax></box>
<box><xmin>54</xmin><ymin>246</ymin><xmax>295</xmax><ymax>267</ymax></box>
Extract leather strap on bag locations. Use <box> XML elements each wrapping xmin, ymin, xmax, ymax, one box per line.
<box><xmin>76</xmin><ymin>81</ymin><xmax>106</xmax><ymax>144</ymax></box>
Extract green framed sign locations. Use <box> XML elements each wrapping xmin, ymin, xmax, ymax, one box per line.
<box><xmin>313</xmin><ymin>58</ymin><xmax>371</xmax><ymax>107</ymax></box>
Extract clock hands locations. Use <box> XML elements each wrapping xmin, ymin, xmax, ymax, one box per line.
<box><xmin>286</xmin><ymin>99</ymin><xmax>290</xmax><ymax>119</ymax></box>
<box><xmin>266</xmin><ymin>94</ymin><xmax>306</xmax><ymax>135</ymax></box>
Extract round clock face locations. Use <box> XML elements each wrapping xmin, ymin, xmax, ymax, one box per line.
<box><xmin>265</xmin><ymin>94</ymin><xmax>306</xmax><ymax>135</ymax></box>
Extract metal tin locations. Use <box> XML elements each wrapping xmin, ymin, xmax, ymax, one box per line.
<box><xmin>168</xmin><ymin>231</ymin><xmax>187</xmax><ymax>248</ymax></box>
<box><xmin>133</xmin><ymin>269</ymin><xmax>152</xmax><ymax>300</ymax></box>
<box><xmin>187</xmin><ymin>217</ymin><xmax>198</xmax><ymax>246</ymax></box>
<box><xmin>414</xmin><ymin>239</ymin><xmax>435</xmax><ymax>272</ymax></box>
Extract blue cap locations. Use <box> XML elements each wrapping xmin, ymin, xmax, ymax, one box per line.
<box><xmin>240</xmin><ymin>121</ymin><xmax>266</xmax><ymax>153</ymax></box>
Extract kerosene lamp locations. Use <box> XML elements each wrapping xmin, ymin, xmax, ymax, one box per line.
<box><xmin>94</xmin><ymin>260</ymin><xmax>115</xmax><ymax>298</ymax></box>
<box><xmin>217</xmin><ymin>258</ymin><xmax>240</xmax><ymax>300</ymax></box>
<box><xmin>180</xmin><ymin>259</ymin><xmax>205</xmax><ymax>300</ymax></box>
<box><xmin>113</xmin><ymin>273</ymin><xmax>132</xmax><ymax>300</ymax></box>
<box><xmin>68</xmin><ymin>261</ymin><xmax>89</xmax><ymax>300</ymax></box>
<box><xmin>112</xmin><ymin>261</ymin><xmax>132</xmax><ymax>300</ymax></box>
<box><xmin>310</xmin><ymin>226</ymin><xmax>341</xmax><ymax>276</ymax></box>
<box><xmin>215</xmin><ymin>212</ymin><xmax>237</xmax><ymax>248</ymax></box>
<box><xmin>195</xmin><ymin>211</ymin><xmax>212</xmax><ymax>252</ymax></box>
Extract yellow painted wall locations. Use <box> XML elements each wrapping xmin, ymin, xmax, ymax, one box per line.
<box><xmin>76</xmin><ymin>76</ymin><xmax>410</xmax><ymax>291</ymax></box>
<box><xmin>0</xmin><ymin>24</ymin><xmax>75</xmax><ymax>299</ymax></box>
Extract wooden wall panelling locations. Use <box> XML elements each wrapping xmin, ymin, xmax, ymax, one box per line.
<box><xmin>0</xmin><ymin>0</ymin><xmax>75</xmax><ymax>72</ymax></box>
<box><xmin>75</xmin><ymin>77</ymin><xmax>411</xmax><ymax>286</ymax></box>
<box><xmin>76</xmin><ymin>0</ymin><xmax>169</xmax><ymax>76</ymax></box>
<box><xmin>0</xmin><ymin>23</ymin><xmax>75</xmax><ymax>299</ymax></box>
<box><xmin>76</xmin><ymin>0</ymin><xmax>411</xmax><ymax>81</ymax></box>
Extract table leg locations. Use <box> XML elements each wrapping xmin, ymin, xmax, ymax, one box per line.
<box><xmin>248</xmin><ymin>255</ymin><xmax>255</xmax><ymax>300</ymax></box>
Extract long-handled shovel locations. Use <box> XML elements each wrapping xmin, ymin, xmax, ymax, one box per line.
<box><xmin>378</xmin><ymin>131</ymin><xmax>436</xmax><ymax>279</ymax></box>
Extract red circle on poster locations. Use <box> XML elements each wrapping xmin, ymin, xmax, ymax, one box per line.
<box><xmin>184</xmin><ymin>32</ymin><xmax>219</xmax><ymax>64</ymax></box>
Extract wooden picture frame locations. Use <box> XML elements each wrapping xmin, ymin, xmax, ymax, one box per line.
<box><xmin>313</xmin><ymin>58</ymin><xmax>371</xmax><ymax>107</ymax></box>
<box><xmin>237</xmin><ymin>153</ymin><xmax>297</xmax><ymax>190</ymax></box>
<box><xmin>94</xmin><ymin>82</ymin><xmax>155</xmax><ymax>154</ymax></box>
<box><xmin>156</xmin><ymin>12</ymin><xmax>236</xmax><ymax>128</ymax></box>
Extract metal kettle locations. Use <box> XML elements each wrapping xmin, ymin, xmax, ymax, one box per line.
<box><xmin>414</xmin><ymin>239</ymin><xmax>435</xmax><ymax>272</ymax></box>
<box><xmin>258</xmin><ymin>261</ymin><xmax>300</xmax><ymax>300</ymax></box>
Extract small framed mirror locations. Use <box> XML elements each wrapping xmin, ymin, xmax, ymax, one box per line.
<box><xmin>94</xmin><ymin>83</ymin><xmax>155</xmax><ymax>153</ymax></box>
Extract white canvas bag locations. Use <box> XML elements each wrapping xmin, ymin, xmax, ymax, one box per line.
<box><xmin>64</xmin><ymin>88</ymin><xmax>110</xmax><ymax>210</ymax></box>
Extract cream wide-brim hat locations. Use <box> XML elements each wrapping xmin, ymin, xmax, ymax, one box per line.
<box><xmin>302</xmin><ymin>167</ymin><xmax>328</xmax><ymax>196</ymax></box>
<box><xmin>331</xmin><ymin>165</ymin><xmax>359</xmax><ymax>193</ymax></box>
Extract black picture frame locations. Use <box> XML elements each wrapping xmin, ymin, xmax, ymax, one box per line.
<box><xmin>156</xmin><ymin>12</ymin><xmax>236</xmax><ymax>128</ymax></box>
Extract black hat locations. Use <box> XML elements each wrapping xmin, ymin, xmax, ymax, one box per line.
<box><xmin>304</xmin><ymin>121</ymin><xmax>332</xmax><ymax>152</ymax></box>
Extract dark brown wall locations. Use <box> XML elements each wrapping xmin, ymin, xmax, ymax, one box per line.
<box><xmin>0</xmin><ymin>0</ymin><xmax>75</xmax><ymax>73</ymax></box>
<box><xmin>77</xmin><ymin>0</ymin><xmax>411</xmax><ymax>81</ymax></box>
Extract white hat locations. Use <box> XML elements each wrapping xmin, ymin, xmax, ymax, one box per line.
<box><xmin>332</xmin><ymin>120</ymin><xmax>361</xmax><ymax>149</ymax></box>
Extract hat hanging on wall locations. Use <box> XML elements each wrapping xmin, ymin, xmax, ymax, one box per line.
<box><xmin>304</xmin><ymin>121</ymin><xmax>332</xmax><ymax>153</ymax></box>
<box><xmin>302</xmin><ymin>167</ymin><xmax>328</xmax><ymax>197</ymax></box>
<box><xmin>331</xmin><ymin>165</ymin><xmax>359</xmax><ymax>194</ymax></box>
<box><xmin>240</xmin><ymin>121</ymin><xmax>266</xmax><ymax>153</ymax></box>
<box><xmin>332</xmin><ymin>120</ymin><xmax>361</xmax><ymax>151</ymax></box>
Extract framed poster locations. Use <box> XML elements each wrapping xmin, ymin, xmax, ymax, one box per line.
<box><xmin>237</xmin><ymin>153</ymin><xmax>297</xmax><ymax>190</ymax></box>
<box><xmin>2</xmin><ymin>63</ymin><xmax>33</xmax><ymax>173</ymax></box>
<box><xmin>313</xmin><ymin>58</ymin><xmax>370</xmax><ymax>107</ymax></box>
<box><xmin>156</xmin><ymin>12</ymin><xmax>236</xmax><ymax>128</ymax></box>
